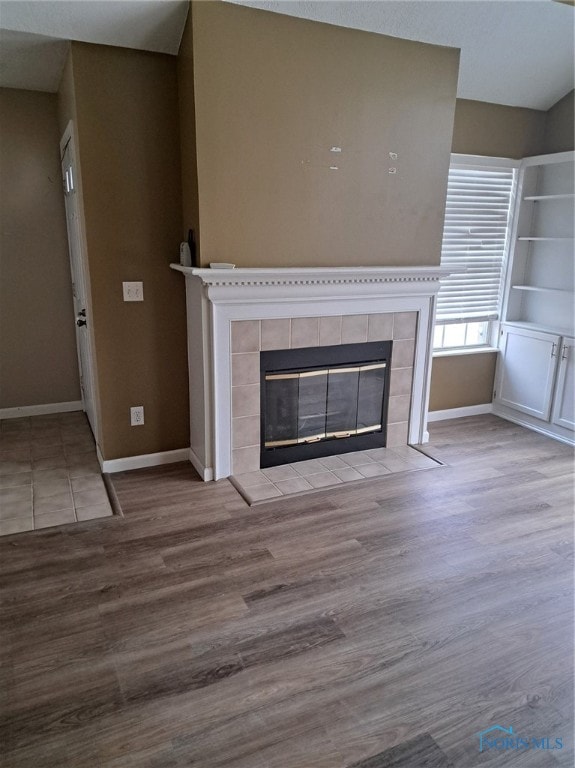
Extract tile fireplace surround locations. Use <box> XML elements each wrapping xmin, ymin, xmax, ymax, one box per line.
<box><xmin>171</xmin><ymin>265</ymin><xmax>451</xmax><ymax>482</ymax></box>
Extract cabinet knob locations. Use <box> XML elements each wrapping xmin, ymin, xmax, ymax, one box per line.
<box><xmin>561</xmin><ymin>345</ymin><xmax>569</xmax><ymax>361</ymax></box>
<box><xmin>551</xmin><ymin>342</ymin><xmax>557</xmax><ymax>358</ymax></box>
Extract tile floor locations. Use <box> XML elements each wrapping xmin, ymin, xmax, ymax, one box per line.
<box><xmin>0</xmin><ymin>411</ymin><xmax>114</xmax><ymax>536</ymax></box>
<box><xmin>231</xmin><ymin>445</ymin><xmax>442</xmax><ymax>504</ymax></box>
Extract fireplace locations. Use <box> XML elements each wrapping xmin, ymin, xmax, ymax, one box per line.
<box><xmin>171</xmin><ymin>265</ymin><xmax>451</xmax><ymax>481</ymax></box>
<box><xmin>260</xmin><ymin>341</ymin><xmax>392</xmax><ymax>467</ymax></box>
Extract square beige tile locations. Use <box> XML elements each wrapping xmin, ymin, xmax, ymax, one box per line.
<box><xmin>318</xmin><ymin>455</ymin><xmax>348</xmax><ymax>470</ymax></box>
<box><xmin>273</xmin><ymin>476</ymin><xmax>313</xmax><ymax>495</ymax></box>
<box><xmin>70</xmin><ymin>475</ymin><xmax>106</xmax><ymax>493</ymax></box>
<box><xmin>0</xmin><ymin>500</ymin><xmax>33</xmax><ymax>521</ymax></box>
<box><xmin>245</xmin><ymin>484</ymin><xmax>282</xmax><ymax>504</ymax></box>
<box><xmin>63</xmin><ymin>439</ymin><xmax>96</xmax><ymax>454</ymax></box>
<box><xmin>233</xmin><ymin>471</ymin><xmax>273</xmax><ymax>489</ymax></box>
<box><xmin>386</xmin><ymin>422</ymin><xmax>409</xmax><ymax>447</ymax></box>
<box><xmin>68</xmin><ymin>461</ymin><xmax>101</xmax><ymax>478</ymax></box>
<box><xmin>0</xmin><ymin>472</ymin><xmax>32</xmax><ymax>489</ymax></box>
<box><xmin>290</xmin><ymin>459</ymin><xmax>327</xmax><ymax>477</ymax></box>
<box><xmin>319</xmin><ymin>316</ymin><xmax>342</xmax><ymax>347</ymax></box>
<box><xmin>393</xmin><ymin>312</ymin><xmax>418</xmax><ymax>340</ymax></box>
<box><xmin>368</xmin><ymin>314</ymin><xmax>394</xmax><ymax>341</ymax></box>
<box><xmin>34</xmin><ymin>478</ymin><xmax>71</xmax><ymax>499</ymax></box>
<box><xmin>389</xmin><ymin>367</ymin><xmax>413</xmax><ymax>397</ymax></box>
<box><xmin>339</xmin><ymin>451</ymin><xmax>374</xmax><ymax>468</ymax></box>
<box><xmin>34</xmin><ymin>509</ymin><xmax>76</xmax><ymax>529</ymax></box>
<box><xmin>332</xmin><ymin>467</ymin><xmax>364</xmax><ymax>482</ymax></box>
<box><xmin>262</xmin><ymin>465</ymin><xmax>299</xmax><ymax>482</ymax></box>
<box><xmin>34</xmin><ymin>492</ymin><xmax>74</xmax><ymax>516</ymax></box>
<box><xmin>232</xmin><ymin>447</ymin><xmax>260</xmax><ymax>475</ymax></box>
<box><xmin>33</xmin><ymin>468</ymin><xmax>70</xmax><ymax>483</ymax></box>
<box><xmin>0</xmin><ymin>485</ymin><xmax>31</xmax><ymax>505</ymax></box>
<box><xmin>232</xmin><ymin>384</ymin><xmax>260</xmax><ymax>419</ymax></box>
<box><xmin>0</xmin><ymin>517</ymin><xmax>34</xmax><ymax>536</ymax></box>
<box><xmin>0</xmin><ymin>448</ymin><xmax>31</xmax><ymax>462</ymax></box>
<box><xmin>72</xmin><ymin>487</ymin><xmax>110</xmax><ymax>509</ymax></box>
<box><xmin>0</xmin><ymin>459</ymin><xmax>32</xmax><ymax>476</ymax></box>
<box><xmin>76</xmin><ymin>503</ymin><xmax>113</xmax><ymax>521</ymax></box>
<box><xmin>232</xmin><ymin>415</ymin><xmax>260</xmax><ymax>449</ymax></box>
<box><xmin>32</xmin><ymin>455</ymin><xmax>67</xmax><ymax>471</ymax></box>
<box><xmin>231</xmin><ymin>320</ymin><xmax>260</xmax><ymax>353</ymax></box>
<box><xmin>261</xmin><ymin>319</ymin><xmax>290</xmax><ymax>351</ymax></box>
<box><xmin>306</xmin><ymin>472</ymin><xmax>342</xmax><ymax>489</ymax></box>
<box><xmin>231</xmin><ymin>353</ymin><xmax>260</xmax><ymax>386</ymax></box>
<box><xmin>66</xmin><ymin>451</ymin><xmax>98</xmax><ymax>468</ymax></box>
<box><xmin>341</xmin><ymin>315</ymin><xmax>368</xmax><ymax>344</ymax></box>
<box><xmin>291</xmin><ymin>317</ymin><xmax>319</xmax><ymax>349</ymax></box>
<box><xmin>392</xmin><ymin>339</ymin><xmax>416</xmax><ymax>369</ymax></box>
<box><xmin>356</xmin><ymin>463</ymin><xmax>392</xmax><ymax>479</ymax></box>
<box><xmin>388</xmin><ymin>395</ymin><xmax>411</xmax><ymax>424</ymax></box>
<box><xmin>30</xmin><ymin>443</ymin><xmax>64</xmax><ymax>460</ymax></box>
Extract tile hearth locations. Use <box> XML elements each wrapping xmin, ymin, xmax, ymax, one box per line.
<box><xmin>231</xmin><ymin>445</ymin><xmax>442</xmax><ymax>505</ymax></box>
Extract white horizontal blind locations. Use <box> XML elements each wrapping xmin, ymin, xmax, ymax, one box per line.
<box><xmin>437</xmin><ymin>161</ymin><xmax>516</xmax><ymax>324</ymax></box>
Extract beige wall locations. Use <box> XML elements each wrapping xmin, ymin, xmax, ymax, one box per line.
<box><xmin>0</xmin><ymin>88</ymin><xmax>80</xmax><ymax>409</ymax></box>
<box><xmin>429</xmin><ymin>353</ymin><xmax>497</xmax><ymax>412</ymax></box>
<box><xmin>181</xmin><ymin>1</ymin><xmax>459</xmax><ymax>268</ymax></box>
<box><xmin>544</xmin><ymin>89</ymin><xmax>574</xmax><ymax>154</ymax></box>
<box><xmin>452</xmin><ymin>99</ymin><xmax>546</xmax><ymax>159</ymax></box>
<box><xmin>58</xmin><ymin>43</ymin><xmax>188</xmax><ymax>460</ymax></box>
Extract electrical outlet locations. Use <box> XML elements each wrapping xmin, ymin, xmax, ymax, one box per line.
<box><xmin>123</xmin><ymin>282</ymin><xmax>144</xmax><ymax>302</ymax></box>
<box><xmin>130</xmin><ymin>406</ymin><xmax>144</xmax><ymax>426</ymax></box>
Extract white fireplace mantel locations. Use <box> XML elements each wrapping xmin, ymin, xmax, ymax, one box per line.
<box><xmin>171</xmin><ymin>264</ymin><xmax>451</xmax><ymax>481</ymax></box>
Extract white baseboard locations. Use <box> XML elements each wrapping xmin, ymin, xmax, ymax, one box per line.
<box><xmin>427</xmin><ymin>403</ymin><xmax>493</xmax><ymax>423</ymax></box>
<box><xmin>492</xmin><ymin>407</ymin><xmax>575</xmax><ymax>447</ymax></box>
<box><xmin>99</xmin><ymin>447</ymin><xmax>190</xmax><ymax>474</ymax></box>
<box><xmin>0</xmin><ymin>400</ymin><xmax>83</xmax><ymax>420</ymax></box>
<box><xmin>189</xmin><ymin>448</ymin><xmax>214</xmax><ymax>481</ymax></box>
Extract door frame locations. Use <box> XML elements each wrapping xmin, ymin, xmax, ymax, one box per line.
<box><xmin>60</xmin><ymin>120</ymin><xmax>101</xmax><ymax>444</ymax></box>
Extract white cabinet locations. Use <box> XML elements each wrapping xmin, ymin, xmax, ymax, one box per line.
<box><xmin>552</xmin><ymin>337</ymin><xmax>575</xmax><ymax>431</ymax></box>
<box><xmin>497</xmin><ymin>326</ymin><xmax>560</xmax><ymax>420</ymax></box>
<box><xmin>494</xmin><ymin>151</ymin><xmax>574</xmax><ymax>445</ymax></box>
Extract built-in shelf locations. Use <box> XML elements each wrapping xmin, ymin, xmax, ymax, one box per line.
<box><xmin>523</xmin><ymin>193</ymin><xmax>575</xmax><ymax>201</ymax></box>
<box><xmin>517</xmin><ymin>237</ymin><xmax>574</xmax><ymax>242</ymax></box>
<box><xmin>495</xmin><ymin>151</ymin><xmax>574</xmax><ymax>445</ymax></box>
<box><xmin>511</xmin><ymin>285</ymin><xmax>573</xmax><ymax>295</ymax></box>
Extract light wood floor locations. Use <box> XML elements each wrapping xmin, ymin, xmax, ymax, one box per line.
<box><xmin>1</xmin><ymin>415</ymin><xmax>573</xmax><ymax>767</ymax></box>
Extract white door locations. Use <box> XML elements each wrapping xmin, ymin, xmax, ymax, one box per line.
<box><xmin>496</xmin><ymin>326</ymin><xmax>560</xmax><ymax>421</ymax></box>
<box><xmin>552</xmin><ymin>336</ymin><xmax>575</xmax><ymax>431</ymax></box>
<box><xmin>60</xmin><ymin>130</ymin><xmax>98</xmax><ymax>439</ymax></box>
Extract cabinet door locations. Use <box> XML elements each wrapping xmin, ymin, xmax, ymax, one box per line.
<box><xmin>497</xmin><ymin>327</ymin><xmax>560</xmax><ymax>420</ymax></box>
<box><xmin>552</xmin><ymin>337</ymin><xmax>575</xmax><ymax>431</ymax></box>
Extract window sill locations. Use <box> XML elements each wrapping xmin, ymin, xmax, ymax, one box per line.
<box><xmin>432</xmin><ymin>346</ymin><xmax>498</xmax><ymax>358</ymax></box>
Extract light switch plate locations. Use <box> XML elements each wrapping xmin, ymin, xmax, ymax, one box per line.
<box><xmin>123</xmin><ymin>282</ymin><xmax>143</xmax><ymax>302</ymax></box>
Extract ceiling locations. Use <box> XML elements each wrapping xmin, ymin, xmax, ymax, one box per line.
<box><xmin>0</xmin><ymin>0</ymin><xmax>573</xmax><ymax>111</ymax></box>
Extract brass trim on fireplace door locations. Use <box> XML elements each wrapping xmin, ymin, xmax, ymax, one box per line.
<box><xmin>264</xmin><ymin>422</ymin><xmax>382</xmax><ymax>448</ymax></box>
<box><xmin>265</xmin><ymin>362</ymin><xmax>386</xmax><ymax>381</ymax></box>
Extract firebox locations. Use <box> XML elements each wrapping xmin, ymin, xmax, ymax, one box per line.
<box><xmin>260</xmin><ymin>341</ymin><xmax>392</xmax><ymax>468</ymax></box>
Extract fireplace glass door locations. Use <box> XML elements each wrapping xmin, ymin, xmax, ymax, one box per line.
<box><xmin>260</xmin><ymin>341</ymin><xmax>392</xmax><ymax>467</ymax></box>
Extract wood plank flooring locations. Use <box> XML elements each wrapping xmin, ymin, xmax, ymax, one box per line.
<box><xmin>0</xmin><ymin>415</ymin><xmax>573</xmax><ymax>767</ymax></box>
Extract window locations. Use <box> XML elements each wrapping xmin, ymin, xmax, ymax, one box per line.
<box><xmin>434</xmin><ymin>155</ymin><xmax>518</xmax><ymax>351</ymax></box>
